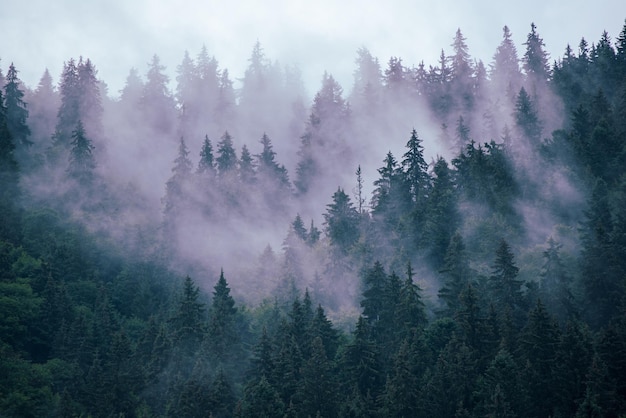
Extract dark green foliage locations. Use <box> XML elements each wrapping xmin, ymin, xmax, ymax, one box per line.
<box><xmin>3</xmin><ymin>20</ymin><xmax>626</xmax><ymax>418</ymax></box>
<box><xmin>522</xmin><ymin>22</ymin><xmax>550</xmax><ymax>83</ymax></box>
<box><xmin>489</xmin><ymin>240</ymin><xmax>526</xmax><ymax>326</ymax></box>
<box><xmin>206</xmin><ymin>270</ymin><xmax>239</xmax><ymax>365</ymax></box>
<box><xmin>197</xmin><ymin>135</ymin><xmax>216</xmax><ymax>176</ymax></box>
<box><xmin>323</xmin><ymin>187</ymin><xmax>360</xmax><ymax>251</ymax></box>
<box><xmin>0</xmin><ymin>89</ymin><xmax>21</xmax><ymax>243</ymax></box>
<box><xmin>438</xmin><ymin>233</ymin><xmax>471</xmax><ymax>315</ymax></box>
<box><xmin>3</xmin><ymin>63</ymin><xmax>31</xmax><ymax>148</ymax></box>
<box><xmin>514</xmin><ymin>87</ymin><xmax>542</xmax><ymax>142</ymax></box>
<box><xmin>519</xmin><ymin>299</ymin><xmax>561</xmax><ymax>417</ymax></box>
<box><xmin>216</xmin><ymin>130</ymin><xmax>237</xmax><ymax>176</ymax></box>
<box><xmin>169</xmin><ymin>276</ymin><xmax>206</xmax><ymax>349</ymax></box>
<box><xmin>67</xmin><ymin>120</ymin><xmax>95</xmax><ymax>185</ymax></box>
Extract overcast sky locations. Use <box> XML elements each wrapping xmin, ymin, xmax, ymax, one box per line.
<box><xmin>2</xmin><ymin>1</ymin><xmax>625</xmax><ymax>98</ymax></box>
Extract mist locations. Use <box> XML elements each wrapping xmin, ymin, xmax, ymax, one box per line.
<box><xmin>6</xmin><ymin>21</ymin><xmax>613</xmax><ymax>320</ymax></box>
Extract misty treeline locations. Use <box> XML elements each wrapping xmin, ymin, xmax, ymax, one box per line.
<box><xmin>2</xmin><ymin>19</ymin><xmax>626</xmax><ymax>417</ymax></box>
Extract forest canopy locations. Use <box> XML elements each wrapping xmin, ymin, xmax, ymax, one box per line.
<box><xmin>2</xmin><ymin>20</ymin><xmax>626</xmax><ymax>417</ymax></box>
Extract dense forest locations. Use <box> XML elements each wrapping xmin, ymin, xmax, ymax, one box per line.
<box><xmin>2</xmin><ymin>20</ymin><xmax>626</xmax><ymax>417</ymax></box>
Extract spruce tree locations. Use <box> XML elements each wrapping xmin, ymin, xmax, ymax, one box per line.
<box><xmin>67</xmin><ymin>120</ymin><xmax>96</xmax><ymax>186</ymax></box>
<box><xmin>323</xmin><ymin>187</ymin><xmax>360</xmax><ymax>251</ymax></box>
<box><xmin>3</xmin><ymin>63</ymin><xmax>31</xmax><ymax>148</ymax></box>
<box><xmin>0</xmin><ymin>89</ymin><xmax>21</xmax><ymax>243</ymax></box>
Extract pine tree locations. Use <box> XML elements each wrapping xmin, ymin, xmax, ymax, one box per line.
<box><xmin>216</xmin><ymin>131</ymin><xmax>237</xmax><ymax>177</ymax></box>
<box><xmin>169</xmin><ymin>276</ymin><xmax>206</xmax><ymax>350</ymax></box>
<box><xmin>163</xmin><ymin>137</ymin><xmax>192</xmax><ymax>222</ymax></box>
<box><xmin>298</xmin><ymin>336</ymin><xmax>338</xmax><ymax>417</ymax></box>
<box><xmin>256</xmin><ymin>133</ymin><xmax>290</xmax><ymax>193</ymax></box>
<box><xmin>28</xmin><ymin>69</ymin><xmax>59</xmax><ymax>150</ymax></box>
<box><xmin>361</xmin><ymin>261</ymin><xmax>387</xmax><ymax>324</ymax></box>
<box><xmin>520</xmin><ymin>299</ymin><xmax>560</xmax><ymax>417</ymax></box>
<box><xmin>208</xmin><ymin>368</ymin><xmax>236</xmax><ymax>418</ymax></box>
<box><xmin>340</xmin><ymin>315</ymin><xmax>383</xmax><ymax>400</ymax></box>
<box><xmin>450</xmin><ymin>28</ymin><xmax>474</xmax><ymax>110</ymax></box>
<box><xmin>489</xmin><ymin>239</ymin><xmax>526</xmax><ymax>326</ymax></box>
<box><xmin>53</xmin><ymin>58</ymin><xmax>80</xmax><ymax>149</ymax></box>
<box><xmin>522</xmin><ymin>22</ymin><xmax>550</xmax><ymax>83</ymax></box>
<box><xmin>438</xmin><ymin>233</ymin><xmax>471</xmax><ymax>316</ymax></box>
<box><xmin>206</xmin><ymin>269</ymin><xmax>238</xmax><ymax>364</ymax></box>
<box><xmin>580</xmin><ymin>179</ymin><xmax>622</xmax><ymax>327</ymax></box>
<box><xmin>539</xmin><ymin>237</ymin><xmax>576</xmax><ymax>323</ymax></box>
<box><xmin>197</xmin><ymin>135</ymin><xmax>216</xmax><ymax>177</ymax></box>
<box><xmin>396</xmin><ymin>262</ymin><xmax>427</xmax><ymax>338</ymax></box>
<box><xmin>490</xmin><ymin>25</ymin><xmax>522</xmax><ymax>100</ymax></box>
<box><xmin>76</xmin><ymin>57</ymin><xmax>103</xmax><ymax>139</ymax></box>
<box><xmin>176</xmin><ymin>50</ymin><xmax>198</xmax><ymax>138</ymax></box>
<box><xmin>241</xmin><ymin>375</ymin><xmax>285</xmax><ymax>417</ymax></box>
<box><xmin>381</xmin><ymin>338</ymin><xmax>421</xmax><ymax>417</ymax></box>
<box><xmin>514</xmin><ymin>86</ymin><xmax>542</xmax><ymax>143</ymax></box>
<box><xmin>292</xmin><ymin>214</ymin><xmax>308</xmax><ymax>241</ymax></box>
<box><xmin>426</xmin><ymin>157</ymin><xmax>458</xmax><ymax>268</ymax></box>
<box><xmin>3</xmin><ymin>63</ymin><xmax>31</xmax><ymax>149</ymax></box>
<box><xmin>323</xmin><ymin>187</ymin><xmax>360</xmax><ymax>251</ymax></box>
<box><xmin>67</xmin><ymin>120</ymin><xmax>96</xmax><ymax>186</ymax></box>
<box><xmin>0</xmin><ymin>89</ymin><xmax>21</xmax><ymax>243</ymax></box>
<box><xmin>402</xmin><ymin>129</ymin><xmax>430</xmax><ymax>204</ymax></box>
<box><xmin>239</xmin><ymin>144</ymin><xmax>256</xmax><ymax>185</ymax></box>
<box><xmin>141</xmin><ymin>54</ymin><xmax>176</xmax><ymax>135</ymax></box>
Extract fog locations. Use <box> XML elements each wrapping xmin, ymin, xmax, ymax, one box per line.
<box><xmin>9</xmin><ymin>20</ymin><xmax>611</xmax><ymax>317</ymax></box>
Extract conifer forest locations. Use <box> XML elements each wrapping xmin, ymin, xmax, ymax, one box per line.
<box><xmin>3</xmin><ymin>20</ymin><xmax>626</xmax><ymax>417</ymax></box>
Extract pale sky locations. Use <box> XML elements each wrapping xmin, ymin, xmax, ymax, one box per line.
<box><xmin>2</xmin><ymin>0</ymin><xmax>625</xmax><ymax>98</ymax></box>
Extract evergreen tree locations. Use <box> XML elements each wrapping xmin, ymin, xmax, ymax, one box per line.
<box><xmin>163</xmin><ymin>137</ymin><xmax>192</xmax><ymax>223</ymax></box>
<box><xmin>206</xmin><ymin>269</ymin><xmax>238</xmax><ymax>364</ymax></box>
<box><xmin>67</xmin><ymin>120</ymin><xmax>96</xmax><ymax>186</ymax></box>
<box><xmin>323</xmin><ymin>187</ymin><xmax>360</xmax><ymax>251</ymax></box>
<box><xmin>361</xmin><ymin>261</ymin><xmax>388</xmax><ymax>324</ymax></box>
<box><xmin>490</xmin><ymin>25</ymin><xmax>522</xmax><ymax>100</ymax></box>
<box><xmin>580</xmin><ymin>179</ymin><xmax>622</xmax><ymax>327</ymax></box>
<box><xmin>401</xmin><ymin>128</ymin><xmax>430</xmax><ymax>204</ymax></box>
<box><xmin>475</xmin><ymin>349</ymin><xmax>523</xmax><ymax>417</ymax></box>
<box><xmin>351</xmin><ymin>47</ymin><xmax>383</xmax><ymax>115</ymax></box>
<box><xmin>489</xmin><ymin>240</ymin><xmax>526</xmax><ymax>326</ymax></box>
<box><xmin>216</xmin><ymin>131</ymin><xmax>237</xmax><ymax>177</ymax></box>
<box><xmin>3</xmin><ymin>63</ymin><xmax>31</xmax><ymax>149</ymax></box>
<box><xmin>215</xmin><ymin>69</ymin><xmax>237</xmax><ymax>132</ymax></box>
<box><xmin>241</xmin><ymin>375</ymin><xmax>285</xmax><ymax>417</ymax></box>
<box><xmin>340</xmin><ymin>315</ymin><xmax>383</xmax><ymax>400</ymax></box>
<box><xmin>514</xmin><ymin>86</ymin><xmax>542</xmax><ymax>143</ymax></box>
<box><xmin>0</xmin><ymin>89</ymin><xmax>21</xmax><ymax>243</ymax></box>
<box><xmin>76</xmin><ymin>57</ymin><xmax>103</xmax><ymax>139</ymax></box>
<box><xmin>539</xmin><ymin>237</ymin><xmax>576</xmax><ymax>323</ymax></box>
<box><xmin>140</xmin><ymin>54</ymin><xmax>176</xmax><ymax>135</ymax></box>
<box><xmin>239</xmin><ymin>144</ymin><xmax>256</xmax><ymax>185</ymax></box>
<box><xmin>208</xmin><ymin>368</ymin><xmax>236</xmax><ymax>418</ymax></box>
<box><xmin>53</xmin><ymin>58</ymin><xmax>80</xmax><ymax>149</ymax></box>
<box><xmin>438</xmin><ymin>233</ymin><xmax>471</xmax><ymax>316</ymax></box>
<box><xmin>175</xmin><ymin>50</ymin><xmax>198</xmax><ymax>138</ymax></box>
<box><xmin>450</xmin><ymin>28</ymin><xmax>474</xmax><ymax>110</ymax></box>
<box><xmin>426</xmin><ymin>157</ymin><xmax>458</xmax><ymax>268</ymax></box>
<box><xmin>256</xmin><ymin>133</ymin><xmax>290</xmax><ymax>193</ymax></box>
<box><xmin>298</xmin><ymin>336</ymin><xmax>338</xmax><ymax>417</ymax></box>
<box><xmin>292</xmin><ymin>214</ymin><xmax>308</xmax><ymax>241</ymax></box>
<box><xmin>169</xmin><ymin>276</ymin><xmax>206</xmax><ymax>350</ymax></box>
<box><xmin>197</xmin><ymin>135</ymin><xmax>216</xmax><ymax>177</ymax></box>
<box><xmin>523</xmin><ymin>23</ymin><xmax>550</xmax><ymax>84</ymax></box>
<box><xmin>396</xmin><ymin>262</ymin><xmax>427</xmax><ymax>338</ymax></box>
<box><xmin>520</xmin><ymin>299</ymin><xmax>560</xmax><ymax>417</ymax></box>
<box><xmin>28</xmin><ymin>69</ymin><xmax>59</xmax><ymax>151</ymax></box>
<box><xmin>381</xmin><ymin>338</ymin><xmax>422</xmax><ymax>417</ymax></box>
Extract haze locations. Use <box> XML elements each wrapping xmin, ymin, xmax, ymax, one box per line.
<box><xmin>3</xmin><ymin>0</ymin><xmax>625</xmax><ymax>96</ymax></box>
